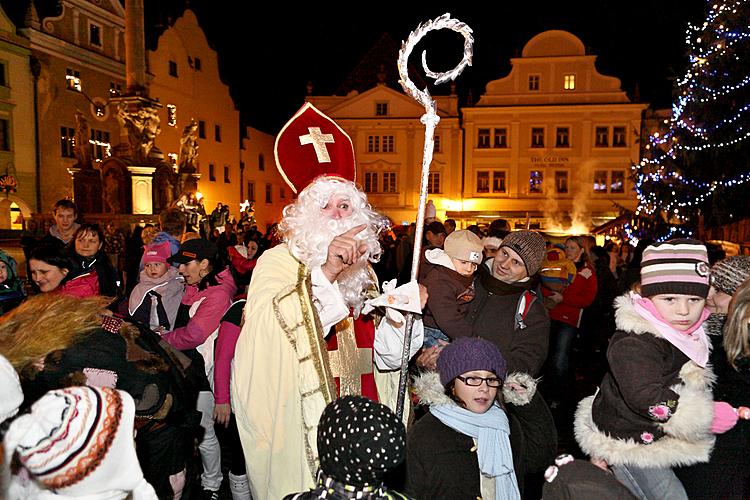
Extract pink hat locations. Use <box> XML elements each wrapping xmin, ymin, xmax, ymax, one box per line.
<box><xmin>142</xmin><ymin>241</ymin><xmax>171</xmax><ymax>265</ymax></box>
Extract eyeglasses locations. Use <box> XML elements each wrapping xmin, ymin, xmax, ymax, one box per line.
<box><xmin>456</xmin><ymin>375</ymin><xmax>502</xmax><ymax>388</ymax></box>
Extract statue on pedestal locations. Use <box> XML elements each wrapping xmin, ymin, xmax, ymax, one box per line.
<box><xmin>178</xmin><ymin>120</ymin><xmax>199</xmax><ymax>172</ymax></box>
<box><xmin>73</xmin><ymin>110</ymin><xmax>94</xmax><ymax>169</ymax></box>
<box><xmin>116</xmin><ymin>102</ymin><xmax>161</xmax><ymax>164</ymax></box>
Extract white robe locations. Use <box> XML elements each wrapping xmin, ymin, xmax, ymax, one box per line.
<box><xmin>231</xmin><ymin>244</ymin><xmax>422</xmax><ymax>500</ymax></box>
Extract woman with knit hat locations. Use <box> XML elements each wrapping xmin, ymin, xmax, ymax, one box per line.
<box><xmin>575</xmin><ymin>239</ymin><xmax>738</xmax><ymax>500</ymax></box>
<box><xmin>675</xmin><ymin>255</ymin><xmax>750</xmax><ymax>499</ymax></box>
<box><xmin>406</xmin><ymin>337</ymin><xmax>521</xmax><ymax>499</ymax></box>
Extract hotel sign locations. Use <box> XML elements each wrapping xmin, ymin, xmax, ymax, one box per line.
<box><xmin>530</xmin><ymin>156</ymin><xmax>570</xmax><ymax>168</ymax></box>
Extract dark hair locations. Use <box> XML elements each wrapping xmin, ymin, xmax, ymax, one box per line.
<box><xmin>53</xmin><ymin>199</ymin><xmax>78</xmax><ymax>216</ymax></box>
<box><xmin>194</xmin><ymin>247</ymin><xmax>227</xmax><ymax>291</ymax></box>
<box><xmin>28</xmin><ymin>245</ymin><xmax>79</xmax><ymax>291</ymax></box>
<box><xmin>73</xmin><ymin>223</ymin><xmax>105</xmax><ymax>247</ymax></box>
<box><xmin>159</xmin><ymin>208</ymin><xmax>187</xmax><ymax>237</ymax></box>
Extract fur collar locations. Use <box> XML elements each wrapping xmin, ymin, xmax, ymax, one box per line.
<box><xmin>413</xmin><ymin>371</ymin><xmax>454</xmax><ymax>407</ymax></box>
<box><xmin>614</xmin><ymin>293</ymin><xmax>664</xmax><ymax>337</ymax></box>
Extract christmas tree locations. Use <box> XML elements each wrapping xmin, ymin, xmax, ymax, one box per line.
<box><xmin>633</xmin><ymin>0</ymin><xmax>750</xmax><ymax>241</ymax></box>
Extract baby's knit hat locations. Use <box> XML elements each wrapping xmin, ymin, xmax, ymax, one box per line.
<box><xmin>444</xmin><ymin>230</ymin><xmax>484</xmax><ymax>264</ymax></box>
<box><xmin>437</xmin><ymin>337</ymin><xmax>507</xmax><ymax>387</ymax></box>
<box><xmin>640</xmin><ymin>239</ymin><xmax>710</xmax><ymax>298</ymax></box>
<box><xmin>710</xmin><ymin>256</ymin><xmax>750</xmax><ymax>296</ymax></box>
<box><xmin>500</xmin><ymin>230</ymin><xmax>547</xmax><ymax>276</ymax></box>
<box><xmin>317</xmin><ymin>395</ymin><xmax>406</xmax><ymax>488</ymax></box>
<box><xmin>3</xmin><ymin>386</ymin><xmax>158</xmax><ymax>499</ymax></box>
<box><xmin>142</xmin><ymin>241</ymin><xmax>171</xmax><ymax>265</ymax></box>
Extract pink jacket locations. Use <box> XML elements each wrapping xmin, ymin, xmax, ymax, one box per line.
<box><xmin>161</xmin><ymin>268</ymin><xmax>237</xmax><ymax>350</ymax></box>
<box><xmin>213</xmin><ymin>300</ymin><xmax>245</xmax><ymax>405</ymax></box>
<box><xmin>59</xmin><ymin>271</ymin><xmax>100</xmax><ymax>298</ymax></box>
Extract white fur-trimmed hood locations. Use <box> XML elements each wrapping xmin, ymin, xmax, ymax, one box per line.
<box><xmin>614</xmin><ymin>293</ymin><xmax>665</xmax><ymax>337</ymax></box>
<box><xmin>413</xmin><ymin>370</ymin><xmax>537</xmax><ymax>407</ymax></box>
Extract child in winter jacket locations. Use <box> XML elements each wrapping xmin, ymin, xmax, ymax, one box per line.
<box><xmin>420</xmin><ymin>230</ymin><xmax>484</xmax><ymax>347</ymax></box>
<box><xmin>575</xmin><ymin>239</ymin><xmax>739</xmax><ymax>500</ymax></box>
<box><xmin>128</xmin><ymin>241</ymin><xmax>184</xmax><ymax>332</ymax></box>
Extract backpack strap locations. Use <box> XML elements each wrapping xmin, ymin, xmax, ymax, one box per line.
<box><xmin>515</xmin><ymin>290</ymin><xmax>538</xmax><ymax>330</ymax></box>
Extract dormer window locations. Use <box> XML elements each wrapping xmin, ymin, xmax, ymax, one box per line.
<box><xmin>564</xmin><ymin>74</ymin><xmax>576</xmax><ymax>90</ymax></box>
<box><xmin>528</xmin><ymin>75</ymin><xmax>540</xmax><ymax>91</ymax></box>
<box><xmin>375</xmin><ymin>102</ymin><xmax>388</xmax><ymax>116</ymax></box>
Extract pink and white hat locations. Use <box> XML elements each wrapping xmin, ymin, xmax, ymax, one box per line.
<box><xmin>640</xmin><ymin>239</ymin><xmax>710</xmax><ymax>298</ymax></box>
<box><xmin>142</xmin><ymin>241</ymin><xmax>171</xmax><ymax>265</ymax></box>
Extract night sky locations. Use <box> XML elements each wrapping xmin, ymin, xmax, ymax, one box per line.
<box><xmin>153</xmin><ymin>1</ymin><xmax>708</xmax><ymax>134</ymax></box>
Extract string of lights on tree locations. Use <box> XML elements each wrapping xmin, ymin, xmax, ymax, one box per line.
<box><xmin>632</xmin><ymin>0</ymin><xmax>750</xmax><ymax>239</ymax></box>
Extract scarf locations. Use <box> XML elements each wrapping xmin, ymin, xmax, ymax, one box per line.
<box><xmin>430</xmin><ymin>403</ymin><xmax>520</xmax><ymax>500</ymax></box>
<box><xmin>631</xmin><ymin>292</ymin><xmax>710</xmax><ymax>367</ymax></box>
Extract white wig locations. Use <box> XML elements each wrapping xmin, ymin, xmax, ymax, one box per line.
<box><xmin>279</xmin><ymin>176</ymin><xmax>389</xmax><ymax>313</ymax></box>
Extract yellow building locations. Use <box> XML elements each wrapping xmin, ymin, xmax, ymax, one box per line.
<box><xmin>239</xmin><ymin>126</ymin><xmax>287</xmax><ymax>232</ymax></box>
<box><xmin>148</xmin><ymin>8</ymin><xmax>242</xmax><ymax>213</ymax></box>
<box><xmin>18</xmin><ymin>0</ymin><xmax>125</xmax><ymax>214</ymax></box>
<box><xmin>0</xmin><ymin>6</ymin><xmax>34</xmax><ymax>227</ymax></box>
<box><xmin>308</xmin><ymin>82</ymin><xmax>462</xmax><ymax>227</ymax></box>
<box><xmin>460</xmin><ymin>30</ymin><xmax>647</xmax><ymax>232</ymax></box>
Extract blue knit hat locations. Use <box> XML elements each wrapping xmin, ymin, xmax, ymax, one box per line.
<box><xmin>437</xmin><ymin>337</ymin><xmax>507</xmax><ymax>386</ymax></box>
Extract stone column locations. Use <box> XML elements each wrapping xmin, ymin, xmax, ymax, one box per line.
<box><xmin>124</xmin><ymin>0</ymin><xmax>147</xmax><ymax>95</ymax></box>
<box><xmin>128</xmin><ymin>165</ymin><xmax>156</xmax><ymax>214</ymax></box>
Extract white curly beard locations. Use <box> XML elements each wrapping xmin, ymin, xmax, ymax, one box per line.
<box><xmin>279</xmin><ymin>177</ymin><xmax>388</xmax><ymax>312</ymax></box>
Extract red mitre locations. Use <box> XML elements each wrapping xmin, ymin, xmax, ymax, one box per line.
<box><xmin>274</xmin><ymin>102</ymin><xmax>356</xmax><ymax>194</ymax></box>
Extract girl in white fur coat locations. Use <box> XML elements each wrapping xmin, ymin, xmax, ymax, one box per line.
<box><xmin>574</xmin><ymin>240</ymin><xmax>739</xmax><ymax>500</ymax></box>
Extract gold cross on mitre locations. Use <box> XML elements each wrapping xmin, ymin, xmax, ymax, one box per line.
<box><xmin>299</xmin><ymin>127</ymin><xmax>334</xmax><ymax>163</ymax></box>
<box><xmin>328</xmin><ymin>317</ymin><xmax>372</xmax><ymax>396</ymax></box>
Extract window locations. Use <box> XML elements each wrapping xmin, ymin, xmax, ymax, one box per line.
<box><xmin>476</xmin><ymin>171</ymin><xmax>490</xmax><ymax>193</ymax></box>
<box><xmin>368</xmin><ymin>135</ymin><xmax>380</xmax><ymax>153</ymax></box>
<box><xmin>66</xmin><ymin>68</ymin><xmax>81</xmax><ymax>92</ymax></box>
<box><xmin>383</xmin><ymin>172</ymin><xmax>397</xmax><ymax>193</ymax></box>
<box><xmin>595</xmin><ymin>126</ymin><xmax>609</xmax><ymax>147</ymax></box>
<box><xmin>531</xmin><ymin>127</ymin><xmax>545</xmax><ymax>148</ymax></box>
<box><xmin>477</xmin><ymin>128</ymin><xmax>490</xmax><ymax>148</ymax></box>
<box><xmin>209</xmin><ymin>164</ymin><xmax>215</xmax><ymax>182</ymax></box>
<box><xmin>594</xmin><ymin>170</ymin><xmax>608</xmax><ymax>192</ymax></box>
<box><xmin>555</xmin><ymin>171</ymin><xmax>569</xmax><ymax>194</ymax></box>
<box><xmin>168</xmin><ymin>60</ymin><xmax>178</xmax><ymax>77</ymax></box>
<box><xmin>563</xmin><ymin>74</ymin><xmax>576</xmax><ymax>90</ymax></box>
<box><xmin>224</xmin><ymin>165</ymin><xmax>230</xmax><ymax>183</ymax></box>
<box><xmin>215</xmin><ymin>124</ymin><xmax>221</xmax><ymax>142</ymax></box>
<box><xmin>427</xmin><ymin>172</ymin><xmax>441</xmax><ymax>194</ymax></box>
<box><xmin>194</xmin><ymin>57</ymin><xmax>202</xmax><ymax>70</ymax></box>
<box><xmin>198</xmin><ymin>120</ymin><xmax>206</xmax><ymax>139</ymax></box>
<box><xmin>89</xmin><ymin>23</ymin><xmax>102</xmax><ymax>47</ymax></box>
<box><xmin>258</xmin><ymin>153</ymin><xmax>265</xmax><ymax>171</ymax></box>
<box><xmin>433</xmin><ymin>135</ymin><xmax>441</xmax><ymax>153</ymax></box>
<box><xmin>280</xmin><ymin>186</ymin><xmax>286</xmax><ymax>199</ymax></box>
<box><xmin>364</xmin><ymin>172</ymin><xmax>378</xmax><ymax>193</ymax></box>
<box><xmin>555</xmin><ymin>127</ymin><xmax>570</xmax><ymax>148</ymax></box>
<box><xmin>0</xmin><ymin>62</ymin><xmax>6</xmax><ymax>87</ymax></box>
<box><xmin>167</xmin><ymin>105</ymin><xmax>177</xmax><ymax>127</ymax></box>
<box><xmin>367</xmin><ymin>135</ymin><xmax>394</xmax><ymax>153</ymax></box>
<box><xmin>247</xmin><ymin>181</ymin><xmax>255</xmax><ymax>201</ymax></box>
<box><xmin>382</xmin><ymin>135</ymin><xmax>394</xmax><ymax>153</ymax></box>
<box><xmin>375</xmin><ymin>102</ymin><xmax>388</xmax><ymax>116</ymax></box>
<box><xmin>494</xmin><ymin>128</ymin><xmax>508</xmax><ymax>148</ymax></box>
<box><xmin>528</xmin><ymin>75</ymin><xmax>540</xmax><ymax>91</ymax></box>
<box><xmin>0</xmin><ymin>119</ymin><xmax>9</xmax><ymax>151</ymax></box>
<box><xmin>265</xmin><ymin>183</ymin><xmax>272</xmax><ymax>203</ymax></box>
<box><xmin>613</xmin><ymin>126</ymin><xmax>627</xmax><ymax>147</ymax></box>
<box><xmin>61</xmin><ymin>126</ymin><xmax>75</xmax><ymax>157</ymax></box>
<box><xmin>611</xmin><ymin>170</ymin><xmax>625</xmax><ymax>193</ymax></box>
<box><xmin>109</xmin><ymin>81</ymin><xmax>122</xmax><ymax>97</ymax></box>
<box><xmin>89</xmin><ymin>129</ymin><xmax>110</xmax><ymax>160</ymax></box>
<box><xmin>492</xmin><ymin>171</ymin><xmax>506</xmax><ymax>193</ymax></box>
<box><xmin>529</xmin><ymin>171</ymin><xmax>543</xmax><ymax>193</ymax></box>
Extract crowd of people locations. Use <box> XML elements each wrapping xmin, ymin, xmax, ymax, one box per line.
<box><xmin>1</xmin><ymin>103</ymin><xmax>750</xmax><ymax>500</ymax></box>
